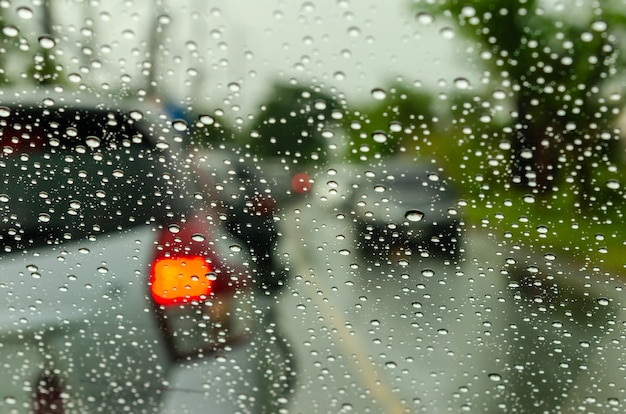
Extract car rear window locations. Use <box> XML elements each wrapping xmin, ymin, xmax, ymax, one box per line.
<box><xmin>0</xmin><ymin>106</ymin><xmax>184</xmax><ymax>251</ymax></box>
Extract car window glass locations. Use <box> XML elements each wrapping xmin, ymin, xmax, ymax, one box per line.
<box><xmin>0</xmin><ymin>1</ymin><xmax>625</xmax><ymax>413</ymax></box>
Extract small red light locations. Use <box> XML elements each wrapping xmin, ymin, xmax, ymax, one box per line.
<box><xmin>291</xmin><ymin>172</ymin><xmax>312</xmax><ymax>193</ymax></box>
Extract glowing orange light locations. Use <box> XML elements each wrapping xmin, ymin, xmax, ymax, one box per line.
<box><xmin>150</xmin><ymin>256</ymin><xmax>213</xmax><ymax>306</ymax></box>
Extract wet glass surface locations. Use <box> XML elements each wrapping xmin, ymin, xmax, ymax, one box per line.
<box><xmin>0</xmin><ymin>1</ymin><xmax>625</xmax><ymax>413</ymax></box>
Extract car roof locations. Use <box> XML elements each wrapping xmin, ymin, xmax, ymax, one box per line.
<box><xmin>0</xmin><ymin>86</ymin><xmax>185</xmax><ymax>150</ymax></box>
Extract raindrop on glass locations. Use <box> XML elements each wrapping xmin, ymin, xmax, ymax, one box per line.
<box><xmin>17</xmin><ymin>7</ymin><xmax>34</xmax><ymax>19</ymax></box>
<box><xmin>192</xmin><ymin>233</ymin><xmax>206</xmax><ymax>242</ymax></box>
<box><xmin>415</xmin><ymin>12</ymin><xmax>434</xmax><ymax>25</ymax></box>
<box><xmin>173</xmin><ymin>120</ymin><xmax>188</xmax><ymax>131</ymax></box>
<box><xmin>372</xmin><ymin>131</ymin><xmax>388</xmax><ymax>143</ymax></box>
<box><xmin>371</xmin><ymin>88</ymin><xmax>387</xmax><ymax>100</ymax></box>
<box><xmin>405</xmin><ymin>210</ymin><xmax>425</xmax><ymax>222</ymax></box>
<box><xmin>199</xmin><ymin>114</ymin><xmax>215</xmax><ymax>125</ymax></box>
<box><xmin>38</xmin><ymin>35</ymin><xmax>56</xmax><ymax>49</ymax></box>
<box><xmin>454</xmin><ymin>78</ymin><xmax>470</xmax><ymax>90</ymax></box>
<box><xmin>2</xmin><ymin>26</ymin><xmax>19</xmax><ymax>37</ymax></box>
<box><xmin>488</xmin><ymin>373</ymin><xmax>502</xmax><ymax>382</ymax></box>
<box><xmin>85</xmin><ymin>136</ymin><xmax>101</xmax><ymax>148</ymax></box>
<box><xmin>421</xmin><ymin>269</ymin><xmax>434</xmax><ymax>278</ymax></box>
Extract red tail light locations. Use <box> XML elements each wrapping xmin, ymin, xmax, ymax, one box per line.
<box><xmin>149</xmin><ymin>215</ymin><xmax>252</xmax><ymax>361</ymax></box>
<box><xmin>150</xmin><ymin>216</ymin><xmax>240</xmax><ymax>306</ymax></box>
<box><xmin>150</xmin><ymin>256</ymin><xmax>214</xmax><ymax>305</ymax></box>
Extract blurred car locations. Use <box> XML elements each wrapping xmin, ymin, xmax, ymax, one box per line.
<box><xmin>350</xmin><ymin>160</ymin><xmax>463</xmax><ymax>258</ymax></box>
<box><xmin>0</xmin><ymin>88</ymin><xmax>290</xmax><ymax>413</ymax></box>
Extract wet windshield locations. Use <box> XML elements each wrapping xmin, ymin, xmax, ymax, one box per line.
<box><xmin>0</xmin><ymin>1</ymin><xmax>625</xmax><ymax>413</ymax></box>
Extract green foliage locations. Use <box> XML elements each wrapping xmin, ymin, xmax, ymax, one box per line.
<box><xmin>245</xmin><ymin>81</ymin><xmax>338</xmax><ymax>166</ymax></box>
<box><xmin>414</xmin><ymin>0</ymin><xmax>626</xmax><ymax>195</ymax></box>
<box><xmin>342</xmin><ymin>82</ymin><xmax>438</xmax><ymax>163</ymax></box>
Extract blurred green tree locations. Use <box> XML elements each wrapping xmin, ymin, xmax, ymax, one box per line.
<box><xmin>415</xmin><ymin>0</ymin><xmax>626</xmax><ymax>202</ymax></box>
<box><xmin>245</xmin><ymin>81</ymin><xmax>338</xmax><ymax>167</ymax></box>
<box><xmin>343</xmin><ymin>82</ymin><xmax>438</xmax><ymax>163</ymax></box>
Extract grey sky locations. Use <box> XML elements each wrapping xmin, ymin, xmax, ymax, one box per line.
<box><xmin>12</xmin><ymin>0</ymin><xmax>474</xmax><ymax>115</ymax></box>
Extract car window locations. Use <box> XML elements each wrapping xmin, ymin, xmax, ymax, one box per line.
<box><xmin>1</xmin><ymin>105</ymin><xmax>184</xmax><ymax>251</ymax></box>
<box><xmin>1</xmin><ymin>1</ymin><xmax>625</xmax><ymax>413</ymax></box>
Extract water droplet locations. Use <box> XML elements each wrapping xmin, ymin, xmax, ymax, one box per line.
<box><xmin>2</xmin><ymin>25</ymin><xmax>19</xmax><ymax>37</ymax></box>
<box><xmin>85</xmin><ymin>136</ymin><xmax>101</xmax><ymax>148</ymax></box>
<box><xmin>347</xmin><ymin>26</ymin><xmax>361</xmax><ymax>37</ymax></box>
<box><xmin>192</xmin><ymin>233</ymin><xmax>206</xmax><ymax>242</ymax></box>
<box><xmin>520</xmin><ymin>149</ymin><xmax>533</xmax><ymax>159</ymax></box>
<box><xmin>97</xmin><ymin>266</ymin><xmax>108</xmax><ymax>273</ymax></box>
<box><xmin>38</xmin><ymin>213</ymin><xmax>51</xmax><ymax>223</ymax></box>
<box><xmin>17</xmin><ymin>7</ymin><xmax>34</xmax><ymax>19</ymax></box>
<box><xmin>591</xmin><ymin>20</ymin><xmax>608</xmax><ymax>32</ymax></box>
<box><xmin>370</xmin><ymin>319</ymin><xmax>380</xmax><ymax>326</ymax></box>
<box><xmin>385</xmin><ymin>361</ymin><xmax>397</xmax><ymax>369</ymax></box>
<box><xmin>415</xmin><ymin>11</ymin><xmax>434</xmax><ymax>25</ymax></box>
<box><xmin>0</xmin><ymin>194</ymin><xmax>9</xmax><ymax>203</ymax></box>
<box><xmin>421</xmin><ymin>269</ymin><xmax>434</xmax><ymax>278</ymax></box>
<box><xmin>374</xmin><ymin>185</ymin><xmax>386</xmax><ymax>193</ymax></box>
<box><xmin>199</xmin><ymin>114</ymin><xmax>215</xmax><ymax>125</ymax></box>
<box><xmin>536</xmin><ymin>225</ymin><xmax>549</xmax><ymax>234</ymax></box>
<box><xmin>439</xmin><ymin>27</ymin><xmax>455</xmax><ymax>39</ymax></box>
<box><xmin>488</xmin><ymin>373</ymin><xmax>502</xmax><ymax>382</ymax></box>
<box><xmin>168</xmin><ymin>224</ymin><xmax>180</xmax><ymax>233</ymax></box>
<box><xmin>371</xmin><ymin>131</ymin><xmax>387</xmax><ymax>143</ymax></box>
<box><xmin>38</xmin><ymin>35</ymin><xmax>56</xmax><ymax>49</ymax></box>
<box><xmin>112</xmin><ymin>169</ymin><xmax>124</xmax><ymax>178</ymax></box>
<box><xmin>172</xmin><ymin>119</ymin><xmax>188</xmax><ymax>131</ymax></box>
<box><xmin>597</xmin><ymin>297</ymin><xmax>610</xmax><ymax>306</ymax></box>
<box><xmin>371</xmin><ymin>88</ymin><xmax>387</xmax><ymax>100</ymax></box>
<box><xmin>129</xmin><ymin>110</ymin><xmax>143</xmax><ymax>121</ymax></box>
<box><xmin>454</xmin><ymin>78</ymin><xmax>471</xmax><ymax>90</ymax></box>
<box><xmin>229</xmin><ymin>244</ymin><xmax>242</xmax><ymax>252</ymax></box>
<box><xmin>606</xmin><ymin>180</ymin><xmax>620</xmax><ymax>190</ymax></box>
<box><xmin>428</xmin><ymin>173</ymin><xmax>440</xmax><ymax>182</ymax></box>
<box><xmin>389</xmin><ymin>121</ymin><xmax>402</xmax><ymax>132</ymax></box>
<box><xmin>4</xmin><ymin>396</ymin><xmax>16</xmax><ymax>405</ymax></box>
<box><xmin>405</xmin><ymin>210</ymin><xmax>425</xmax><ymax>222</ymax></box>
<box><xmin>523</xmin><ymin>194</ymin><xmax>535</xmax><ymax>204</ymax></box>
<box><xmin>68</xmin><ymin>73</ymin><xmax>82</xmax><ymax>83</ymax></box>
<box><xmin>339</xmin><ymin>249</ymin><xmax>351</xmax><ymax>256</ymax></box>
